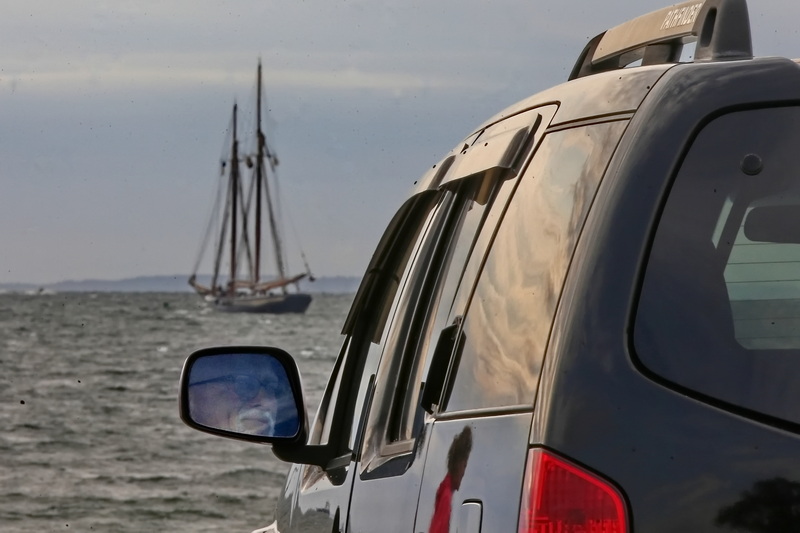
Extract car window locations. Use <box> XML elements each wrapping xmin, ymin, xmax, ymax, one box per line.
<box><xmin>354</xmin><ymin>173</ymin><xmax>509</xmax><ymax>473</ymax></box>
<box><xmin>306</xmin><ymin>191</ymin><xmax>447</xmax><ymax>453</ymax></box>
<box><xmin>634</xmin><ymin>106</ymin><xmax>800</xmax><ymax>426</ymax></box>
<box><xmin>387</xmin><ymin>173</ymin><xmax>510</xmax><ymax>442</ymax></box>
<box><xmin>445</xmin><ymin>120</ymin><xmax>629</xmax><ymax>412</ymax></box>
<box><xmin>352</xmin><ymin>109</ymin><xmax>556</xmax><ymax>473</ymax></box>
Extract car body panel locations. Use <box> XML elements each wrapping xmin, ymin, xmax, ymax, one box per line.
<box><xmin>345</xmin><ymin>423</ymin><xmax>430</xmax><ymax>533</ymax></box>
<box><xmin>414</xmin><ymin>414</ymin><xmax>533</xmax><ymax>533</ymax></box>
<box><xmin>481</xmin><ymin>66</ymin><xmax>668</xmax><ymax>130</ymax></box>
<box><xmin>274</xmin><ymin>461</ymin><xmax>352</xmax><ymax>532</ymax></box>
<box><xmin>534</xmin><ymin>56</ymin><xmax>800</xmax><ymax>531</ymax></box>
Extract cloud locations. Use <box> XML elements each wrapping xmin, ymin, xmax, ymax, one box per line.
<box><xmin>2</xmin><ymin>0</ymin><xmax>800</xmax><ymax>283</ymax></box>
<box><xmin>1</xmin><ymin>61</ymin><xmax>499</xmax><ymax>95</ymax></box>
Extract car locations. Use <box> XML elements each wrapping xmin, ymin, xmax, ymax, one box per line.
<box><xmin>178</xmin><ymin>1</ymin><xmax>800</xmax><ymax>531</ymax></box>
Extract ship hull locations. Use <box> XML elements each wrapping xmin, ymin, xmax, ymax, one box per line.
<box><xmin>213</xmin><ymin>293</ymin><xmax>312</xmax><ymax>314</ymax></box>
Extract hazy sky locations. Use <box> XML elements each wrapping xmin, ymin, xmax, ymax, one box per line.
<box><xmin>2</xmin><ymin>1</ymin><xmax>799</xmax><ymax>284</ymax></box>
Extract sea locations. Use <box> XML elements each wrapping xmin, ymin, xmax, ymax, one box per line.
<box><xmin>0</xmin><ymin>291</ymin><xmax>353</xmax><ymax>533</ymax></box>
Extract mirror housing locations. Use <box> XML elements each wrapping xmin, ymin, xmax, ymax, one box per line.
<box><xmin>179</xmin><ymin>346</ymin><xmax>308</xmax><ymax>444</ymax></box>
<box><xmin>179</xmin><ymin>346</ymin><xmax>348</xmax><ymax>468</ymax></box>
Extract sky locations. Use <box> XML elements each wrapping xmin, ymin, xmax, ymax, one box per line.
<box><xmin>2</xmin><ymin>1</ymin><xmax>799</xmax><ymax>284</ymax></box>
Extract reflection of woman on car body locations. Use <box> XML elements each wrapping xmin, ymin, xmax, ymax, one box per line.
<box><xmin>429</xmin><ymin>426</ymin><xmax>473</xmax><ymax>533</ymax></box>
<box><xmin>188</xmin><ymin>355</ymin><xmax>282</xmax><ymax>436</ymax></box>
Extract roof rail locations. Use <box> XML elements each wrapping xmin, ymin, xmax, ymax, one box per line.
<box><xmin>569</xmin><ymin>0</ymin><xmax>752</xmax><ymax>80</ymax></box>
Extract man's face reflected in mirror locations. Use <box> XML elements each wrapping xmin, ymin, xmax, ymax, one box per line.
<box><xmin>187</xmin><ymin>354</ymin><xmax>293</xmax><ymax>437</ymax></box>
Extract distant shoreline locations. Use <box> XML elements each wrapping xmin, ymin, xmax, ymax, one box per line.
<box><xmin>0</xmin><ymin>274</ymin><xmax>361</xmax><ymax>294</ymax></box>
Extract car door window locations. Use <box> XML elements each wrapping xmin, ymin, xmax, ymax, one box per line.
<box><xmin>444</xmin><ymin>120</ymin><xmax>630</xmax><ymax>413</ymax></box>
<box><xmin>388</xmin><ymin>173</ymin><xmax>512</xmax><ymax>443</ymax></box>
<box><xmin>306</xmin><ymin>190</ymin><xmax>449</xmax><ymax>455</ymax></box>
<box><xmin>343</xmin><ymin>108</ymin><xmax>554</xmax><ymax>482</ymax></box>
<box><xmin>353</xmin><ymin>170</ymin><xmax>516</xmax><ymax>474</ymax></box>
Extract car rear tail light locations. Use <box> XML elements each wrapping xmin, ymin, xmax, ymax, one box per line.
<box><xmin>518</xmin><ymin>448</ymin><xmax>627</xmax><ymax>533</ymax></box>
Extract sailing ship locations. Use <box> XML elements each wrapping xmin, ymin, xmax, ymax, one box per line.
<box><xmin>189</xmin><ymin>61</ymin><xmax>314</xmax><ymax>313</ymax></box>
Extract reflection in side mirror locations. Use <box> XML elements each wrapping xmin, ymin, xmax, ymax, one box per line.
<box><xmin>180</xmin><ymin>347</ymin><xmax>305</xmax><ymax>442</ymax></box>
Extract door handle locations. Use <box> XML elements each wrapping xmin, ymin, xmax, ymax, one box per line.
<box><xmin>455</xmin><ymin>501</ymin><xmax>483</xmax><ymax>533</ymax></box>
<box><xmin>420</xmin><ymin>317</ymin><xmax>463</xmax><ymax>413</ymax></box>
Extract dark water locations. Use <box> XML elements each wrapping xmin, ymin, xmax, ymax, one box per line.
<box><xmin>0</xmin><ymin>292</ymin><xmax>351</xmax><ymax>533</ymax></box>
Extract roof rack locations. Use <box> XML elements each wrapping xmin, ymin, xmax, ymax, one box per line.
<box><xmin>569</xmin><ymin>0</ymin><xmax>752</xmax><ymax>80</ymax></box>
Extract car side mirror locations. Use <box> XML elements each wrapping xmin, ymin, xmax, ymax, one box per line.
<box><xmin>179</xmin><ymin>346</ymin><xmax>308</xmax><ymax>444</ymax></box>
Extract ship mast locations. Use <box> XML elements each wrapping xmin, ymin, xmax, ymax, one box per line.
<box><xmin>254</xmin><ymin>65</ymin><xmax>263</xmax><ymax>285</ymax></box>
<box><xmin>229</xmin><ymin>104</ymin><xmax>240</xmax><ymax>293</ymax></box>
<box><xmin>257</xmin><ymin>60</ymin><xmax>287</xmax><ymax>285</ymax></box>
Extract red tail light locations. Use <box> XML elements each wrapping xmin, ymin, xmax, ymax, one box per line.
<box><xmin>518</xmin><ymin>448</ymin><xmax>627</xmax><ymax>533</ymax></box>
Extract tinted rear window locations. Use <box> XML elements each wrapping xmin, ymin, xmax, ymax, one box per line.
<box><xmin>634</xmin><ymin>106</ymin><xmax>800</xmax><ymax>426</ymax></box>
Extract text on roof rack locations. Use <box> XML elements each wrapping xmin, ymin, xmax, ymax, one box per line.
<box><xmin>661</xmin><ymin>3</ymin><xmax>703</xmax><ymax>30</ymax></box>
